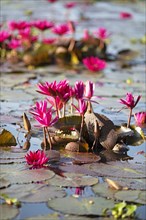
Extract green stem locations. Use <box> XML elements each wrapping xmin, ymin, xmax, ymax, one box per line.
<box><xmin>127</xmin><ymin>108</ymin><xmax>132</xmax><ymax>128</ymax></box>
<box><xmin>55</xmin><ymin>98</ymin><xmax>59</xmax><ymax>118</ymax></box>
<box><xmin>71</xmin><ymin>97</ymin><xmax>74</xmax><ymax>115</ymax></box>
<box><xmin>62</xmin><ymin>103</ymin><xmax>66</xmax><ymax>118</ymax></box>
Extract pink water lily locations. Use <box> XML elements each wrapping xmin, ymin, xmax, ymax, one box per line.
<box><xmin>52</xmin><ymin>24</ymin><xmax>69</xmax><ymax>36</ymax></box>
<box><xmin>0</xmin><ymin>30</ymin><xmax>11</xmax><ymax>43</ymax></box>
<box><xmin>47</xmin><ymin>0</ymin><xmax>57</xmax><ymax>3</ymax></box>
<box><xmin>120</xmin><ymin>12</ymin><xmax>132</xmax><ymax>19</ymax></box>
<box><xmin>33</xmin><ymin>20</ymin><xmax>54</xmax><ymax>31</ymax></box>
<box><xmin>8</xmin><ymin>20</ymin><xmax>30</xmax><ymax>30</ymax></box>
<box><xmin>64</xmin><ymin>2</ymin><xmax>76</xmax><ymax>9</ymax></box>
<box><xmin>43</xmin><ymin>38</ymin><xmax>56</xmax><ymax>44</ymax></box>
<box><xmin>134</xmin><ymin>112</ymin><xmax>146</xmax><ymax>125</ymax></box>
<box><xmin>84</xmin><ymin>80</ymin><xmax>94</xmax><ymax>100</ymax></box>
<box><xmin>93</xmin><ymin>27</ymin><xmax>111</xmax><ymax>40</ymax></box>
<box><xmin>82</xmin><ymin>56</ymin><xmax>106</xmax><ymax>72</ymax></box>
<box><xmin>30</xmin><ymin>100</ymin><xmax>58</xmax><ymax>127</ymax></box>
<box><xmin>25</xmin><ymin>150</ymin><xmax>49</xmax><ymax>168</ymax></box>
<box><xmin>119</xmin><ymin>93</ymin><xmax>141</xmax><ymax>128</ymax></box>
<box><xmin>37</xmin><ymin>81</ymin><xmax>57</xmax><ymax>97</ymax></box>
<box><xmin>74</xmin><ymin>81</ymin><xmax>85</xmax><ymax>100</ymax></box>
<box><xmin>119</xmin><ymin>93</ymin><xmax>141</xmax><ymax>109</ymax></box>
<box><xmin>72</xmin><ymin>99</ymin><xmax>87</xmax><ymax>115</ymax></box>
<box><xmin>56</xmin><ymin>80</ymin><xmax>71</xmax><ymax>103</ymax></box>
<box><xmin>8</xmin><ymin>39</ymin><xmax>21</xmax><ymax>49</ymax></box>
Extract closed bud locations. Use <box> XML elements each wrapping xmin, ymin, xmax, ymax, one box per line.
<box><xmin>23</xmin><ymin>113</ymin><xmax>31</xmax><ymax>132</ymax></box>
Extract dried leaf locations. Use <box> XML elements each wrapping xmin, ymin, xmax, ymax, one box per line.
<box><xmin>0</xmin><ymin>129</ymin><xmax>17</xmax><ymax>147</ymax></box>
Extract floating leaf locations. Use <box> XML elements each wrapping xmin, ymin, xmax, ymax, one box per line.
<box><xmin>3</xmin><ymin>169</ymin><xmax>55</xmax><ymax>184</ymax></box>
<box><xmin>105</xmin><ymin>178</ymin><xmax>124</xmax><ymax>190</ymax></box>
<box><xmin>0</xmin><ymin>178</ymin><xmax>11</xmax><ymax>189</ymax></box>
<box><xmin>114</xmin><ymin>190</ymin><xmax>146</xmax><ymax>205</ymax></box>
<box><xmin>48</xmin><ymin>196</ymin><xmax>115</xmax><ymax>216</ymax></box>
<box><xmin>0</xmin><ymin>204</ymin><xmax>19</xmax><ymax>220</ymax></box>
<box><xmin>0</xmin><ymin>129</ymin><xmax>17</xmax><ymax>146</ymax></box>
<box><xmin>0</xmin><ymin>151</ymin><xmax>26</xmax><ymax>159</ymax></box>
<box><xmin>93</xmin><ymin>183</ymin><xmax>115</xmax><ymax>199</ymax></box>
<box><xmin>0</xmin><ymin>184</ymin><xmax>66</xmax><ymax>203</ymax></box>
<box><xmin>47</xmin><ymin>173</ymin><xmax>98</xmax><ymax>187</ymax></box>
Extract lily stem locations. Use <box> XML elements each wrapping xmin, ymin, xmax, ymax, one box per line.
<box><xmin>79</xmin><ymin>114</ymin><xmax>84</xmax><ymax>141</ymax></box>
<box><xmin>45</xmin><ymin>127</ymin><xmax>52</xmax><ymax>150</ymax></box>
<box><xmin>127</xmin><ymin>108</ymin><xmax>132</xmax><ymax>128</ymax></box>
<box><xmin>43</xmin><ymin>127</ymin><xmax>47</xmax><ymax>151</ymax></box>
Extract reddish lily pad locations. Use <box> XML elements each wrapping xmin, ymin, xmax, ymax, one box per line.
<box><xmin>0</xmin><ymin>204</ymin><xmax>19</xmax><ymax>220</ymax></box>
<box><xmin>48</xmin><ymin>196</ymin><xmax>115</xmax><ymax>216</ymax></box>
<box><xmin>0</xmin><ymin>184</ymin><xmax>66</xmax><ymax>203</ymax></box>
<box><xmin>47</xmin><ymin>173</ymin><xmax>98</xmax><ymax>187</ymax></box>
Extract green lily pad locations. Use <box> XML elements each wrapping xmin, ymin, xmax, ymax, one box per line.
<box><xmin>48</xmin><ymin>196</ymin><xmax>115</xmax><ymax>216</ymax></box>
<box><xmin>3</xmin><ymin>169</ymin><xmax>55</xmax><ymax>184</ymax></box>
<box><xmin>0</xmin><ymin>129</ymin><xmax>17</xmax><ymax>146</ymax></box>
<box><xmin>93</xmin><ymin>183</ymin><xmax>115</xmax><ymax>199</ymax></box>
<box><xmin>114</xmin><ymin>190</ymin><xmax>146</xmax><ymax>205</ymax></box>
<box><xmin>0</xmin><ymin>151</ymin><xmax>26</xmax><ymax>159</ymax></box>
<box><xmin>0</xmin><ymin>204</ymin><xmax>19</xmax><ymax>220</ymax></box>
<box><xmin>0</xmin><ymin>184</ymin><xmax>66</xmax><ymax>203</ymax></box>
<box><xmin>47</xmin><ymin>173</ymin><xmax>98</xmax><ymax>187</ymax></box>
<box><xmin>0</xmin><ymin>178</ymin><xmax>11</xmax><ymax>189</ymax></box>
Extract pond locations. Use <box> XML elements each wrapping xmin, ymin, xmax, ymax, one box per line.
<box><xmin>0</xmin><ymin>0</ymin><xmax>146</xmax><ymax>219</ymax></box>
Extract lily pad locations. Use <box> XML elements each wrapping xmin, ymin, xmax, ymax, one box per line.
<box><xmin>48</xmin><ymin>196</ymin><xmax>115</xmax><ymax>216</ymax></box>
<box><xmin>114</xmin><ymin>190</ymin><xmax>146</xmax><ymax>205</ymax></box>
<box><xmin>0</xmin><ymin>129</ymin><xmax>17</xmax><ymax>146</ymax></box>
<box><xmin>0</xmin><ymin>204</ymin><xmax>19</xmax><ymax>220</ymax></box>
<box><xmin>93</xmin><ymin>183</ymin><xmax>115</xmax><ymax>199</ymax></box>
<box><xmin>0</xmin><ymin>184</ymin><xmax>66</xmax><ymax>203</ymax></box>
<box><xmin>3</xmin><ymin>169</ymin><xmax>55</xmax><ymax>184</ymax></box>
<box><xmin>47</xmin><ymin>173</ymin><xmax>98</xmax><ymax>187</ymax></box>
<box><xmin>0</xmin><ymin>178</ymin><xmax>11</xmax><ymax>189</ymax></box>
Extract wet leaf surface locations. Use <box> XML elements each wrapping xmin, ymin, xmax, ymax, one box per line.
<box><xmin>0</xmin><ymin>178</ymin><xmax>11</xmax><ymax>189</ymax></box>
<box><xmin>0</xmin><ymin>184</ymin><xmax>66</xmax><ymax>203</ymax></box>
<box><xmin>48</xmin><ymin>196</ymin><xmax>115</xmax><ymax>216</ymax></box>
<box><xmin>0</xmin><ymin>129</ymin><xmax>17</xmax><ymax>146</ymax></box>
<box><xmin>0</xmin><ymin>204</ymin><xmax>19</xmax><ymax>220</ymax></box>
<box><xmin>47</xmin><ymin>173</ymin><xmax>98</xmax><ymax>187</ymax></box>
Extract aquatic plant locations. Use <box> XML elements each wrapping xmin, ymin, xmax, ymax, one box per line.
<box><xmin>82</xmin><ymin>56</ymin><xmax>106</xmax><ymax>72</ymax></box>
<box><xmin>134</xmin><ymin>112</ymin><xmax>146</xmax><ymax>125</ymax></box>
<box><xmin>119</xmin><ymin>93</ymin><xmax>141</xmax><ymax>128</ymax></box>
<box><xmin>25</xmin><ymin>150</ymin><xmax>49</xmax><ymax>168</ymax></box>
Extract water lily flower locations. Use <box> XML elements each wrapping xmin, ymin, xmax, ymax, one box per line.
<box><xmin>134</xmin><ymin>112</ymin><xmax>146</xmax><ymax>125</ymax></box>
<box><xmin>83</xmin><ymin>29</ymin><xmax>92</xmax><ymax>41</ymax></box>
<box><xmin>74</xmin><ymin>81</ymin><xmax>85</xmax><ymax>100</ymax></box>
<box><xmin>119</xmin><ymin>93</ymin><xmax>141</xmax><ymax>128</ymax></box>
<box><xmin>82</xmin><ymin>56</ymin><xmax>106</xmax><ymax>72</ymax></box>
<box><xmin>37</xmin><ymin>81</ymin><xmax>57</xmax><ymax>97</ymax></box>
<box><xmin>30</xmin><ymin>100</ymin><xmax>58</xmax><ymax>150</ymax></box>
<box><xmin>120</xmin><ymin>12</ymin><xmax>132</xmax><ymax>19</ymax></box>
<box><xmin>8</xmin><ymin>20</ymin><xmax>30</xmax><ymax>30</ymax></box>
<box><xmin>42</xmin><ymin>38</ymin><xmax>56</xmax><ymax>44</ymax></box>
<box><xmin>30</xmin><ymin>100</ymin><xmax>58</xmax><ymax>128</ymax></box>
<box><xmin>25</xmin><ymin>150</ymin><xmax>49</xmax><ymax>168</ymax></box>
<box><xmin>93</xmin><ymin>27</ymin><xmax>111</xmax><ymax>40</ymax></box>
<box><xmin>84</xmin><ymin>80</ymin><xmax>94</xmax><ymax>100</ymax></box>
<box><xmin>64</xmin><ymin>2</ymin><xmax>76</xmax><ymax>9</ymax></box>
<box><xmin>33</xmin><ymin>20</ymin><xmax>54</xmax><ymax>31</ymax></box>
<box><xmin>52</xmin><ymin>24</ymin><xmax>69</xmax><ymax>36</ymax></box>
<box><xmin>0</xmin><ymin>30</ymin><xmax>11</xmax><ymax>43</ymax></box>
<box><xmin>75</xmin><ymin>187</ymin><xmax>84</xmax><ymax>195</ymax></box>
<box><xmin>47</xmin><ymin>0</ymin><xmax>57</xmax><ymax>3</ymax></box>
<box><xmin>8</xmin><ymin>39</ymin><xmax>21</xmax><ymax>49</ymax></box>
<box><xmin>56</xmin><ymin>80</ymin><xmax>71</xmax><ymax>103</ymax></box>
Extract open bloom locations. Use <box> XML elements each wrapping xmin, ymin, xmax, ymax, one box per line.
<box><xmin>47</xmin><ymin>0</ymin><xmax>57</xmax><ymax>2</ymax></box>
<box><xmin>134</xmin><ymin>112</ymin><xmax>146</xmax><ymax>125</ymax></box>
<box><xmin>119</xmin><ymin>93</ymin><xmax>141</xmax><ymax>109</ymax></box>
<box><xmin>47</xmin><ymin>96</ymin><xmax>63</xmax><ymax>110</ymax></box>
<box><xmin>74</xmin><ymin>81</ymin><xmax>85</xmax><ymax>100</ymax></box>
<box><xmin>72</xmin><ymin>99</ymin><xmax>87</xmax><ymax>115</ymax></box>
<box><xmin>30</xmin><ymin>100</ymin><xmax>58</xmax><ymax>127</ymax></box>
<box><xmin>56</xmin><ymin>80</ymin><xmax>71</xmax><ymax>103</ymax></box>
<box><xmin>120</xmin><ymin>12</ymin><xmax>132</xmax><ymax>19</ymax></box>
<box><xmin>0</xmin><ymin>30</ymin><xmax>11</xmax><ymax>43</ymax></box>
<box><xmin>8</xmin><ymin>20</ymin><xmax>30</xmax><ymax>30</ymax></box>
<box><xmin>25</xmin><ymin>150</ymin><xmax>49</xmax><ymax>168</ymax></box>
<box><xmin>37</xmin><ymin>81</ymin><xmax>57</xmax><ymax>97</ymax></box>
<box><xmin>64</xmin><ymin>2</ymin><xmax>76</xmax><ymax>9</ymax></box>
<box><xmin>83</xmin><ymin>56</ymin><xmax>106</xmax><ymax>72</ymax></box>
<box><xmin>33</xmin><ymin>20</ymin><xmax>54</xmax><ymax>31</ymax></box>
<box><xmin>93</xmin><ymin>27</ymin><xmax>111</xmax><ymax>40</ymax></box>
<box><xmin>8</xmin><ymin>39</ymin><xmax>21</xmax><ymax>49</ymax></box>
<box><xmin>42</xmin><ymin>38</ymin><xmax>56</xmax><ymax>44</ymax></box>
<box><xmin>52</xmin><ymin>24</ymin><xmax>69</xmax><ymax>36</ymax></box>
